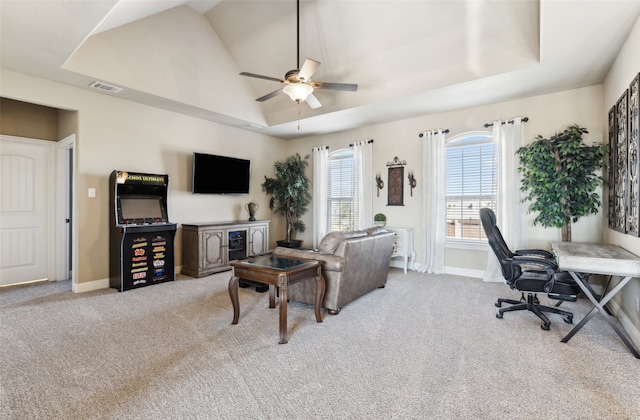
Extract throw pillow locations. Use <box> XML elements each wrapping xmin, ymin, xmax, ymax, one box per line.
<box><xmin>318</xmin><ymin>232</ymin><xmax>345</xmax><ymax>254</ymax></box>
<box><xmin>365</xmin><ymin>226</ymin><xmax>387</xmax><ymax>236</ymax></box>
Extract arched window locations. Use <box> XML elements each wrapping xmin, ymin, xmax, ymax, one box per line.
<box><xmin>446</xmin><ymin>131</ymin><xmax>496</xmax><ymax>242</ymax></box>
<box><xmin>327</xmin><ymin>149</ymin><xmax>357</xmax><ymax>231</ymax></box>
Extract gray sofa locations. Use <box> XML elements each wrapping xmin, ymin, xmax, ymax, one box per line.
<box><xmin>272</xmin><ymin>227</ymin><xmax>395</xmax><ymax>314</ymax></box>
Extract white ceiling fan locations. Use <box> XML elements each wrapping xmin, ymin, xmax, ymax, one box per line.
<box><xmin>239</xmin><ymin>0</ymin><xmax>358</xmax><ymax>109</ymax></box>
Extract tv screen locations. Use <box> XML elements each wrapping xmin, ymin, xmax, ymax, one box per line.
<box><xmin>192</xmin><ymin>152</ymin><xmax>250</xmax><ymax>194</ymax></box>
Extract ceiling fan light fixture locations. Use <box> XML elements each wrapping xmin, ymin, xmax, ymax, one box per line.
<box><xmin>283</xmin><ymin>83</ymin><xmax>314</xmax><ymax>103</ymax></box>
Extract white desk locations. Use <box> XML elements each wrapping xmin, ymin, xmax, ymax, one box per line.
<box><xmin>385</xmin><ymin>227</ymin><xmax>415</xmax><ymax>274</ymax></box>
<box><xmin>551</xmin><ymin>241</ymin><xmax>640</xmax><ymax>358</ymax></box>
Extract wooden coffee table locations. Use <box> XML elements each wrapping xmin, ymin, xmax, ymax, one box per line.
<box><xmin>228</xmin><ymin>255</ymin><xmax>325</xmax><ymax>344</ymax></box>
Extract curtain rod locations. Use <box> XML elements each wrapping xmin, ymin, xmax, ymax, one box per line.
<box><xmin>349</xmin><ymin>139</ymin><xmax>374</xmax><ymax>147</ymax></box>
<box><xmin>418</xmin><ymin>129</ymin><xmax>449</xmax><ymax>138</ymax></box>
<box><xmin>484</xmin><ymin>117</ymin><xmax>529</xmax><ymax>128</ymax></box>
<box><xmin>312</xmin><ymin>146</ymin><xmax>329</xmax><ymax>150</ymax></box>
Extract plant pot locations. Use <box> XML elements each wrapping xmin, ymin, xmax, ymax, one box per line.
<box><xmin>374</xmin><ymin>221</ymin><xmax>386</xmax><ymax>227</ymax></box>
<box><xmin>277</xmin><ymin>240</ymin><xmax>303</xmax><ymax>249</ymax></box>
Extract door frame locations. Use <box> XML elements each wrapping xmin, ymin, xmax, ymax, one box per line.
<box><xmin>55</xmin><ymin>135</ymin><xmax>76</xmax><ymax>283</ymax></box>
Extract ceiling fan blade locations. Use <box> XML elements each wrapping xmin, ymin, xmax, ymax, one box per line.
<box><xmin>256</xmin><ymin>89</ymin><xmax>283</xmax><ymax>102</ymax></box>
<box><xmin>311</xmin><ymin>81</ymin><xmax>358</xmax><ymax>92</ymax></box>
<box><xmin>240</xmin><ymin>72</ymin><xmax>284</xmax><ymax>83</ymax></box>
<box><xmin>298</xmin><ymin>59</ymin><xmax>320</xmax><ymax>82</ymax></box>
<box><xmin>305</xmin><ymin>93</ymin><xmax>322</xmax><ymax>109</ymax></box>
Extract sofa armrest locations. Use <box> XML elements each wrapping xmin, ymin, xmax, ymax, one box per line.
<box><xmin>272</xmin><ymin>247</ymin><xmax>344</xmax><ymax>271</ymax></box>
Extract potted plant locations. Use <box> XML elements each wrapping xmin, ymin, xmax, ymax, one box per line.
<box><xmin>261</xmin><ymin>153</ymin><xmax>311</xmax><ymax>248</ymax></box>
<box><xmin>517</xmin><ymin>124</ymin><xmax>608</xmax><ymax>242</ymax></box>
<box><xmin>374</xmin><ymin>213</ymin><xmax>387</xmax><ymax>227</ymax></box>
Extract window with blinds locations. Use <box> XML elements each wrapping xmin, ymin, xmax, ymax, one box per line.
<box><xmin>327</xmin><ymin>150</ymin><xmax>358</xmax><ymax>231</ymax></box>
<box><xmin>446</xmin><ymin>133</ymin><xmax>496</xmax><ymax>241</ymax></box>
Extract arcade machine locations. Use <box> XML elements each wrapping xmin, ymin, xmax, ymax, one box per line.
<box><xmin>109</xmin><ymin>171</ymin><xmax>177</xmax><ymax>292</ymax></box>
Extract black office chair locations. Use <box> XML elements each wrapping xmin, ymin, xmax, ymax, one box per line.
<box><xmin>479</xmin><ymin>208</ymin><xmax>580</xmax><ymax>330</ymax></box>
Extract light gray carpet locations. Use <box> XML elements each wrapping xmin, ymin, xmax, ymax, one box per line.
<box><xmin>1</xmin><ymin>269</ymin><xmax>639</xmax><ymax>419</ymax></box>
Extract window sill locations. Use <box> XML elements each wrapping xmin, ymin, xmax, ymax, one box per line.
<box><xmin>445</xmin><ymin>239</ymin><xmax>489</xmax><ymax>251</ymax></box>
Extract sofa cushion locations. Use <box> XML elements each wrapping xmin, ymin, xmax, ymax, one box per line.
<box><xmin>318</xmin><ymin>232</ymin><xmax>344</xmax><ymax>254</ymax></box>
<box><xmin>318</xmin><ymin>230</ymin><xmax>366</xmax><ymax>254</ymax></box>
<box><xmin>365</xmin><ymin>226</ymin><xmax>388</xmax><ymax>236</ymax></box>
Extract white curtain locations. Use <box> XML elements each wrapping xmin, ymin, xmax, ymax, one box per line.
<box><xmin>483</xmin><ymin>118</ymin><xmax>525</xmax><ymax>282</ymax></box>
<box><xmin>417</xmin><ymin>130</ymin><xmax>446</xmax><ymax>274</ymax></box>
<box><xmin>353</xmin><ymin>140</ymin><xmax>373</xmax><ymax>230</ymax></box>
<box><xmin>312</xmin><ymin>146</ymin><xmax>328</xmax><ymax>247</ymax></box>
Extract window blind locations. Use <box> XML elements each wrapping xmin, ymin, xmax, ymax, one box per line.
<box><xmin>446</xmin><ymin>142</ymin><xmax>497</xmax><ymax>240</ymax></box>
<box><xmin>327</xmin><ymin>152</ymin><xmax>357</xmax><ymax>231</ymax></box>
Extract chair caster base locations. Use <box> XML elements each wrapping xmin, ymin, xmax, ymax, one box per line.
<box><xmin>563</xmin><ymin>315</ymin><xmax>573</xmax><ymax>324</ymax></box>
<box><xmin>541</xmin><ymin>323</ymin><xmax>550</xmax><ymax>331</ymax></box>
<box><xmin>496</xmin><ymin>312</ymin><xmax>503</xmax><ymax>319</ymax></box>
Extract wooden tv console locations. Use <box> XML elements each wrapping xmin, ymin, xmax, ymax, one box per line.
<box><xmin>181</xmin><ymin>220</ymin><xmax>270</xmax><ymax>277</ymax></box>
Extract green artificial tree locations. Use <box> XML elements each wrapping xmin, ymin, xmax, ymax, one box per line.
<box><xmin>261</xmin><ymin>153</ymin><xmax>311</xmax><ymax>247</ymax></box>
<box><xmin>517</xmin><ymin>124</ymin><xmax>608</xmax><ymax>242</ymax></box>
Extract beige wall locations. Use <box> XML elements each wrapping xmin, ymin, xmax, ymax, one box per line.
<box><xmin>1</xmin><ymin>68</ymin><xmax>286</xmax><ymax>287</ymax></box>
<box><xmin>288</xmin><ymin>84</ymin><xmax>606</xmax><ymax>275</ymax></box>
<box><xmin>0</xmin><ymin>97</ymin><xmax>59</xmax><ymax>140</ymax></box>
<box><xmin>603</xmin><ymin>16</ymin><xmax>640</xmax><ymax>334</ymax></box>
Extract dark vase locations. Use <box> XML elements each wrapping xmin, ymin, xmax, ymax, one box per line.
<box><xmin>276</xmin><ymin>240</ymin><xmax>302</xmax><ymax>249</ymax></box>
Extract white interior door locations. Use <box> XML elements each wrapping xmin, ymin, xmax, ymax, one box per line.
<box><xmin>0</xmin><ymin>136</ymin><xmax>54</xmax><ymax>286</ymax></box>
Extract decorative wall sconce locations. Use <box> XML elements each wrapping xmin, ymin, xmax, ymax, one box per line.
<box><xmin>375</xmin><ymin>172</ymin><xmax>384</xmax><ymax>197</ymax></box>
<box><xmin>408</xmin><ymin>170</ymin><xmax>417</xmax><ymax>196</ymax></box>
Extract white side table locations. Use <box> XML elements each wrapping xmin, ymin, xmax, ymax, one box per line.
<box><xmin>385</xmin><ymin>227</ymin><xmax>415</xmax><ymax>273</ymax></box>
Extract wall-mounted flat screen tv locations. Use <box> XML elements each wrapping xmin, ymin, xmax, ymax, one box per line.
<box><xmin>192</xmin><ymin>152</ymin><xmax>250</xmax><ymax>194</ymax></box>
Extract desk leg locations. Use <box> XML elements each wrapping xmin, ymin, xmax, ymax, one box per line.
<box><xmin>228</xmin><ymin>276</ymin><xmax>240</xmax><ymax>325</ymax></box>
<box><xmin>278</xmin><ymin>273</ymin><xmax>288</xmax><ymax>344</ymax></box>
<box><xmin>314</xmin><ymin>271</ymin><xmax>325</xmax><ymax>323</ymax></box>
<box><xmin>562</xmin><ymin>273</ymin><xmax>640</xmax><ymax>359</ymax></box>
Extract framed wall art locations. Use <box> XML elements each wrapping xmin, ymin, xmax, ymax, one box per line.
<box><xmin>613</xmin><ymin>90</ymin><xmax>628</xmax><ymax>233</ymax></box>
<box><xmin>627</xmin><ymin>73</ymin><xmax>639</xmax><ymax>236</ymax></box>
<box><xmin>608</xmin><ymin>105</ymin><xmax>617</xmax><ymax>230</ymax></box>
<box><xmin>607</xmin><ymin>72</ymin><xmax>640</xmax><ymax>237</ymax></box>
<box><xmin>386</xmin><ymin>156</ymin><xmax>406</xmax><ymax>206</ymax></box>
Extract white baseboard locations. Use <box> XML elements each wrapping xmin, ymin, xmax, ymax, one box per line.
<box><xmin>389</xmin><ymin>260</ymin><xmax>412</xmax><ymax>271</ymax></box>
<box><xmin>393</xmin><ymin>260</ymin><xmax>485</xmax><ymax>279</ymax></box>
<box><xmin>73</xmin><ymin>277</ymin><xmax>109</xmax><ymax>293</ymax></box>
<box><xmin>607</xmin><ymin>298</ymin><xmax>640</xmax><ymax>352</ymax></box>
<box><xmin>445</xmin><ymin>266</ymin><xmax>484</xmax><ymax>278</ymax></box>
<box><xmin>72</xmin><ymin>265</ymin><xmax>184</xmax><ymax>293</ymax></box>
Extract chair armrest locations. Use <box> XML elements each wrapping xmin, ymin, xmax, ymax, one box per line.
<box><xmin>509</xmin><ymin>255</ymin><xmax>559</xmax><ymax>272</ymax></box>
<box><xmin>272</xmin><ymin>247</ymin><xmax>344</xmax><ymax>271</ymax></box>
<box><xmin>514</xmin><ymin>249</ymin><xmax>554</xmax><ymax>259</ymax></box>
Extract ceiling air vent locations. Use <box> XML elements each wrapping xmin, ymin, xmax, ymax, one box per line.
<box><xmin>89</xmin><ymin>81</ymin><xmax>123</xmax><ymax>93</ymax></box>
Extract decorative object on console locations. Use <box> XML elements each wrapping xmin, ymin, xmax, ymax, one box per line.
<box><xmin>517</xmin><ymin>125</ymin><xmax>607</xmax><ymax>242</ymax></box>
<box><xmin>245</xmin><ymin>202</ymin><xmax>259</xmax><ymax>221</ymax></box>
<box><xmin>386</xmin><ymin>156</ymin><xmax>406</xmax><ymax>206</ymax></box>
<box><xmin>375</xmin><ymin>172</ymin><xmax>384</xmax><ymax>197</ymax></box>
<box><xmin>374</xmin><ymin>213</ymin><xmax>386</xmax><ymax>227</ymax></box>
<box><xmin>608</xmin><ymin>72</ymin><xmax>639</xmax><ymax>236</ymax></box>
<box><xmin>262</xmin><ymin>153</ymin><xmax>311</xmax><ymax>248</ymax></box>
<box><xmin>407</xmin><ymin>170</ymin><xmax>416</xmax><ymax>196</ymax></box>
